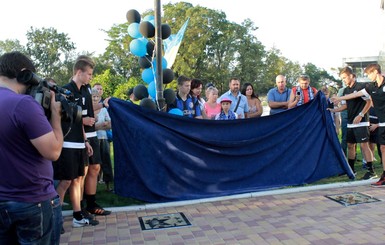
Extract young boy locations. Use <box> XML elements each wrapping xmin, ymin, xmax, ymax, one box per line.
<box><xmin>215</xmin><ymin>97</ymin><xmax>238</xmax><ymax>120</ymax></box>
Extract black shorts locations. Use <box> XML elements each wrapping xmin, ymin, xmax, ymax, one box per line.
<box><xmin>347</xmin><ymin>127</ymin><xmax>370</xmax><ymax>144</ymax></box>
<box><xmin>370</xmin><ymin>128</ymin><xmax>378</xmax><ymax>144</ymax></box>
<box><xmin>378</xmin><ymin>126</ymin><xmax>385</xmax><ymax>145</ymax></box>
<box><xmin>88</xmin><ymin>136</ymin><xmax>101</xmax><ymax>164</ymax></box>
<box><xmin>53</xmin><ymin>148</ymin><xmax>85</xmax><ymax>180</ymax></box>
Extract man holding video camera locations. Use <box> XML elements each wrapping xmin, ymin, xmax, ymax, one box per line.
<box><xmin>288</xmin><ymin>74</ymin><xmax>318</xmax><ymax>109</ymax></box>
<box><xmin>0</xmin><ymin>51</ymin><xmax>63</xmax><ymax>244</ymax></box>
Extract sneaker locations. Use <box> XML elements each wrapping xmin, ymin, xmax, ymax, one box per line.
<box><xmin>371</xmin><ymin>174</ymin><xmax>385</xmax><ymax>187</ymax></box>
<box><xmin>87</xmin><ymin>203</ymin><xmax>112</xmax><ymax>216</ymax></box>
<box><xmin>82</xmin><ymin>209</ymin><xmax>99</xmax><ymax>226</ymax></box>
<box><xmin>361</xmin><ymin>171</ymin><xmax>377</xmax><ymax>180</ymax></box>
<box><xmin>89</xmin><ymin>219</ymin><xmax>99</xmax><ymax>226</ymax></box>
<box><xmin>82</xmin><ymin>209</ymin><xmax>95</xmax><ymax>220</ymax></box>
<box><xmin>72</xmin><ymin>217</ymin><xmax>89</xmax><ymax>228</ymax></box>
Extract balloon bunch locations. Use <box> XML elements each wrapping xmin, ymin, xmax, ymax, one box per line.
<box><xmin>126</xmin><ymin>9</ymin><xmax>175</xmax><ymax>109</ymax></box>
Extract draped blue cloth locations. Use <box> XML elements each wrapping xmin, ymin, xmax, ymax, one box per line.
<box><xmin>108</xmin><ymin>92</ymin><xmax>353</xmax><ymax>203</ymax></box>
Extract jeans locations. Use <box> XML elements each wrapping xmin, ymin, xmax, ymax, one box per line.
<box><xmin>0</xmin><ymin>195</ymin><xmax>62</xmax><ymax>245</ymax></box>
<box><xmin>50</xmin><ymin>196</ymin><xmax>63</xmax><ymax>245</ymax></box>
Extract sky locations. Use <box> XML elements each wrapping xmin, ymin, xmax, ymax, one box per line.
<box><xmin>1</xmin><ymin>0</ymin><xmax>384</xmax><ymax>75</ymax></box>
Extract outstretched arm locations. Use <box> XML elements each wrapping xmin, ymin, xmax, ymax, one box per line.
<box><xmin>332</xmin><ymin>89</ymin><xmax>367</xmax><ymax>103</ymax></box>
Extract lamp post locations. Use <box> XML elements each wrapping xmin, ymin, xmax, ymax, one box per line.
<box><xmin>154</xmin><ymin>0</ymin><xmax>166</xmax><ymax>111</ymax></box>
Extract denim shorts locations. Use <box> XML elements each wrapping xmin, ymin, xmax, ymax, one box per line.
<box><xmin>0</xmin><ymin>195</ymin><xmax>62</xmax><ymax>245</ymax></box>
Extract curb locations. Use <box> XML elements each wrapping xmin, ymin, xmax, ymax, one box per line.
<box><xmin>62</xmin><ymin>179</ymin><xmax>374</xmax><ymax>216</ymax></box>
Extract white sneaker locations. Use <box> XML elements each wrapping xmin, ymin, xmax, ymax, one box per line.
<box><xmin>72</xmin><ymin>218</ymin><xmax>90</xmax><ymax>228</ymax></box>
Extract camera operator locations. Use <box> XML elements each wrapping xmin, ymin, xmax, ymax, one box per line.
<box><xmin>288</xmin><ymin>74</ymin><xmax>318</xmax><ymax>109</ymax></box>
<box><xmin>0</xmin><ymin>52</ymin><xmax>63</xmax><ymax>244</ymax></box>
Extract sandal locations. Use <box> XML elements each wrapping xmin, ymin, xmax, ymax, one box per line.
<box><xmin>87</xmin><ymin>204</ymin><xmax>112</xmax><ymax>216</ymax></box>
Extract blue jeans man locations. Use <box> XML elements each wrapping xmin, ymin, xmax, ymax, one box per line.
<box><xmin>0</xmin><ymin>195</ymin><xmax>62</xmax><ymax>245</ymax></box>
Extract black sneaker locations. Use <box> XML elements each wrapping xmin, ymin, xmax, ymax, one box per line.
<box><xmin>361</xmin><ymin>171</ymin><xmax>378</xmax><ymax>180</ymax></box>
<box><xmin>81</xmin><ymin>209</ymin><xmax>99</xmax><ymax>226</ymax></box>
<box><xmin>82</xmin><ymin>209</ymin><xmax>95</xmax><ymax>220</ymax></box>
<box><xmin>88</xmin><ymin>218</ymin><xmax>99</xmax><ymax>226</ymax></box>
<box><xmin>87</xmin><ymin>203</ymin><xmax>112</xmax><ymax>216</ymax></box>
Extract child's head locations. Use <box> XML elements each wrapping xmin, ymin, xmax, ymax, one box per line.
<box><xmin>220</xmin><ymin>97</ymin><xmax>232</xmax><ymax>113</ymax></box>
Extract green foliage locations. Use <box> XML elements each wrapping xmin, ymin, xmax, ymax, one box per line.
<box><xmin>113</xmin><ymin>77</ymin><xmax>143</xmax><ymax>100</ymax></box>
<box><xmin>25</xmin><ymin>27</ymin><xmax>76</xmax><ymax>79</ymax></box>
<box><xmin>91</xmin><ymin>70</ymin><xmax>144</xmax><ymax>100</ymax></box>
<box><xmin>99</xmin><ymin>23</ymin><xmax>141</xmax><ymax>78</ymax></box>
<box><xmin>303</xmin><ymin>63</ymin><xmax>338</xmax><ymax>90</ymax></box>
<box><xmin>0</xmin><ymin>39</ymin><xmax>26</xmax><ymax>55</ymax></box>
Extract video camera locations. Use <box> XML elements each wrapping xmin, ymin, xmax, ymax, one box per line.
<box><xmin>17</xmin><ymin>70</ymin><xmax>82</xmax><ymax>124</ymax></box>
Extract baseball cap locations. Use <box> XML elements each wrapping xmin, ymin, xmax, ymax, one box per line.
<box><xmin>220</xmin><ymin>97</ymin><xmax>232</xmax><ymax>103</ymax></box>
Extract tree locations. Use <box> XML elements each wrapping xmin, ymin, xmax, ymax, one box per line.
<box><xmin>162</xmin><ymin>2</ymin><xmax>267</xmax><ymax>94</ymax></box>
<box><xmin>0</xmin><ymin>39</ymin><xmax>26</xmax><ymax>55</ymax></box>
<box><xmin>303</xmin><ymin>63</ymin><xmax>337</xmax><ymax>89</ymax></box>
<box><xmin>91</xmin><ymin>69</ymin><xmax>127</xmax><ymax>98</ymax></box>
<box><xmin>232</xmin><ymin>19</ymin><xmax>266</xmax><ymax>92</ymax></box>
<box><xmin>99</xmin><ymin>23</ymin><xmax>141</xmax><ymax>78</ymax></box>
<box><xmin>25</xmin><ymin>27</ymin><xmax>76</xmax><ymax>79</ymax></box>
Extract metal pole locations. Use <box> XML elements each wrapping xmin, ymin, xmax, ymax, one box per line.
<box><xmin>154</xmin><ymin>0</ymin><xmax>165</xmax><ymax>111</ymax></box>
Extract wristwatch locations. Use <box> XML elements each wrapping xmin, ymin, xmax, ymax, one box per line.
<box><xmin>359</xmin><ymin>112</ymin><xmax>365</xmax><ymax>117</ymax></box>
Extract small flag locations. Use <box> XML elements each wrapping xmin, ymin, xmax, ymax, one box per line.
<box><xmin>163</xmin><ymin>18</ymin><xmax>189</xmax><ymax>68</ymax></box>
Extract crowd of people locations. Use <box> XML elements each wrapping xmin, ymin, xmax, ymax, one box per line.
<box><xmin>167</xmin><ymin>74</ymin><xmax>317</xmax><ymax>120</ymax></box>
<box><xmin>2</xmin><ymin>49</ymin><xmax>385</xmax><ymax>244</ymax></box>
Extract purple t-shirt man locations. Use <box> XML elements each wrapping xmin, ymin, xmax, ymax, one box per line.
<box><xmin>0</xmin><ymin>87</ymin><xmax>57</xmax><ymax>202</ymax></box>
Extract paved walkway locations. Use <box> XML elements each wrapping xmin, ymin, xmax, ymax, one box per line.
<box><xmin>59</xmin><ymin>180</ymin><xmax>385</xmax><ymax>244</ymax></box>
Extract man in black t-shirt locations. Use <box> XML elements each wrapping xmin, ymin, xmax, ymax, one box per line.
<box><xmin>76</xmin><ymin>55</ymin><xmax>111</xmax><ymax>217</ymax></box>
<box><xmin>330</xmin><ymin>67</ymin><xmax>375</xmax><ymax>180</ymax></box>
<box><xmin>53</xmin><ymin>70</ymin><xmax>95</xmax><ymax>228</ymax></box>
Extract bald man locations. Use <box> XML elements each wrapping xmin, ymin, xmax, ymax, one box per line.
<box><xmin>267</xmin><ymin>75</ymin><xmax>292</xmax><ymax>115</ymax></box>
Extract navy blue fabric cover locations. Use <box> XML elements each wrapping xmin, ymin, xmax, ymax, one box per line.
<box><xmin>108</xmin><ymin>92</ymin><xmax>353</xmax><ymax>203</ymax></box>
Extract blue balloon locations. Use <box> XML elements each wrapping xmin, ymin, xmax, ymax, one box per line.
<box><xmin>143</xmin><ymin>15</ymin><xmax>155</xmax><ymax>22</ymax></box>
<box><xmin>148</xmin><ymin>81</ymin><xmax>156</xmax><ymax>99</ymax></box>
<box><xmin>169</xmin><ymin>108</ymin><xmax>183</xmax><ymax>116</ymax></box>
<box><xmin>141</xmin><ymin>68</ymin><xmax>154</xmax><ymax>84</ymax></box>
<box><xmin>127</xmin><ymin>23</ymin><xmax>142</xmax><ymax>39</ymax></box>
<box><xmin>152</xmin><ymin>57</ymin><xmax>168</xmax><ymax>71</ymax></box>
<box><xmin>129</xmin><ymin>39</ymin><xmax>147</xmax><ymax>57</ymax></box>
<box><xmin>137</xmin><ymin>37</ymin><xmax>148</xmax><ymax>46</ymax></box>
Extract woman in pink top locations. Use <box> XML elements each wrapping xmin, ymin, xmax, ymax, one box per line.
<box><xmin>203</xmin><ymin>86</ymin><xmax>221</xmax><ymax>119</ymax></box>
